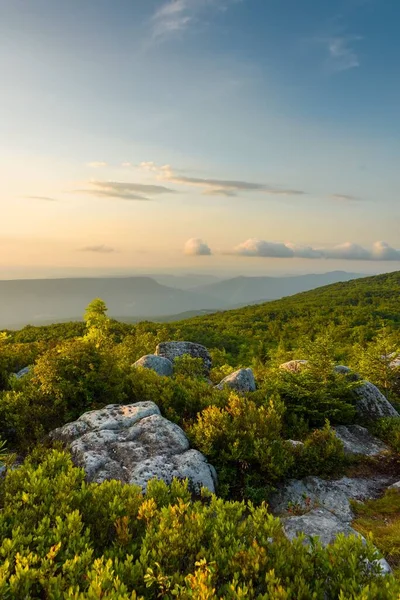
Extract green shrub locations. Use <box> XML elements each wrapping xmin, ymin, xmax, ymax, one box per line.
<box><xmin>372</xmin><ymin>417</ymin><xmax>400</xmax><ymax>453</ymax></box>
<box><xmin>290</xmin><ymin>421</ymin><xmax>347</xmax><ymax>478</ymax></box>
<box><xmin>173</xmin><ymin>355</ymin><xmax>205</xmax><ymax>379</ymax></box>
<box><xmin>0</xmin><ymin>449</ymin><xmax>397</xmax><ymax>599</ymax></box>
<box><xmin>189</xmin><ymin>393</ymin><xmax>294</xmax><ymax>500</ymax></box>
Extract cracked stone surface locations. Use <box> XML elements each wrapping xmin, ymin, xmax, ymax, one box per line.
<box><xmin>51</xmin><ymin>401</ymin><xmax>217</xmax><ymax>493</ymax></box>
<box><xmin>155</xmin><ymin>341</ymin><xmax>212</xmax><ymax>374</ymax></box>
<box><xmin>334</xmin><ymin>425</ymin><xmax>389</xmax><ymax>456</ymax></box>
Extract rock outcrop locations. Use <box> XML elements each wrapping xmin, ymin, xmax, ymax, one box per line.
<box><xmin>132</xmin><ymin>354</ymin><xmax>174</xmax><ymax>377</ymax></box>
<box><xmin>334</xmin><ymin>425</ymin><xmax>389</xmax><ymax>456</ymax></box>
<box><xmin>279</xmin><ymin>360</ymin><xmax>308</xmax><ymax>373</ymax></box>
<box><xmin>51</xmin><ymin>401</ymin><xmax>217</xmax><ymax>493</ymax></box>
<box><xmin>270</xmin><ymin>475</ymin><xmax>392</xmax><ymax>523</ymax></box>
<box><xmin>354</xmin><ymin>381</ymin><xmax>399</xmax><ymax>419</ymax></box>
<box><xmin>156</xmin><ymin>341</ymin><xmax>212</xmax><ymax>374</ymax></box>
<box><xmin>215</xmin><ymin>368</ymin><xmax>256</xmax><ymax>393</ymax></box>
<box><xmin>270</xmin><ymin>474</ymin><xmax>394</xmax><ymax>572</ymax></box>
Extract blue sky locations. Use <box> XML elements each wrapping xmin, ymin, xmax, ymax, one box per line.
<box><xmin>0</xmin><ymin>0</ymin><xmax>399</xmax><ymax>277</ymax></box>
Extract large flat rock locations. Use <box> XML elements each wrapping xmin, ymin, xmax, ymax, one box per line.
<box><xmin>51</xmin><ymin>401</ymin><xmax>217</xmax><ymax>493</ymax></box>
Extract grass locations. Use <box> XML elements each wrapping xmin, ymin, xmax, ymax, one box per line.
<box><xmin>352</xmin><ymin>489</ymin><xmax>400</xmax><ymax>578</ymax></box>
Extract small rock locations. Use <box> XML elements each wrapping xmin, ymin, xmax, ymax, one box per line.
<box><xmin>279</xmin><ymin>360</ymin><xmax>308</xmax><ymax>373</ymax></box>
<box><xmin>334</xmin><ymin>425</ymin><xmax>389</xmax><ymax>457</ymax></box>
<box><xmin>156</xmin><ymin>341</ymin><xmax>212</xmax><ymax>374</ymax></box>
<box><xmin>132</xmin><ymin>354</ymin><xmax>174</xmax><ymax>377</ymax></box>
<box><xmin>286</xmin><ymin>440</ymin><xmax>304</xmax><ymax>449</ymax></box>
<box><xmin>215</xmin><ymin>368</ymin><xmax>256</xmax><ymax>393</ymax></box>
<box><xmin>14</xmin><ymin>366</ymin><xmax>30</xmax><ymax>379</ymax></box>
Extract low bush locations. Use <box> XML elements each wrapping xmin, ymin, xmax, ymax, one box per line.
<box><xmin>289</xmin><ymin>421</ymin><xmax>347</xmax><ymax>479</ymax></box>
<box><xmin>0</xmin><ymin>449</ymin><xmax>397</xmax><ymax>599</ymax></box>
<box><xmin>189</xmin><ymin>394</ymin><xmax>294</xmax><ymax>500</ymax></box>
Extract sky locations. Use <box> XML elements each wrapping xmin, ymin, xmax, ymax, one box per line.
<box><xmin>1</xmin><ymin>0</ymin><xmax>400</xmax><ymax>278</ymax></box>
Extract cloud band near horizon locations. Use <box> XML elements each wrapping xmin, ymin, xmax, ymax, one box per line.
<box><xmin>184</xmin><ymin>238</ymin><xmax>400</xmax><ymax>261</ymax></box>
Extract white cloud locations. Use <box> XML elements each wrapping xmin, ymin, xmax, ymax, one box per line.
<box><xmin>322</xmin><ymin>242</ymin><xmax>371</xmax><ymax>260</ymax></box>
<box><xmin>371</xmin><ymin>241</ymin><xmax>400</xmax><ymax>261</ymax></box>
<box><xmin>327</xmin><ymin>36</ymin><xmax>361</xmax><ymax>71</ymax></box>
<box><xmin>286</xmin><ymin>243</ymin><xmax>323</xmax><ymax>259</ymax></box>
<box><xmin>233</xmin><ymin>239</ymin><xmax>294</xmax><ymax>258</ymax></box>
<box><xmin>151</xmin><ymin>0</ymin><xmax>240</xmax><ymax>41</ymax></box>
<box><xmin>87</xmin><ymin>161</ymin><xmax>108</xmax><ymax>168</ymax></box>
<box><xmin>184</xmin><ymin>238</ymin><xmax>212</xmax><ymax>256</ymax></box>
<box><xmin>228</xmin><ymin>239</ymin><xmax>400</xmax><ymax>261</ymax></box>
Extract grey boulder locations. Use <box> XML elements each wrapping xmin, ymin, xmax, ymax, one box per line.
<box><xmin>132</xmin><ymin>354</ymin><xmax>173</xmax><ymax>377</ymax></box>
<box><xmin>354</xmin><ymin>381</ymin><xmax>399</xmax><ymax>419</ymax></box>
<box><xmin>334</xmin><ymin>425</ymin><xmax>389</xmax><ymax>457</ymax></box>
<box><xmin>215</xmin><ymin>368</ymin><xmax>256</xmax><ymax>393</ymax></box>
<box><xmin>51</xmin><ymin>401</ymin><xmax>217</xmax><ymax>493</ymax></box>
<box><xmin>156</xmin><ymin>341</ymin><xmax>212</xmax><ymax>374</ymax></box>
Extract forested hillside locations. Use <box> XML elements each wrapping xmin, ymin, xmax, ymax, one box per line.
<box><xmin>0</xmin><ymin>272</ymin><xmax>399</xmax><ymax>597</ymax></box>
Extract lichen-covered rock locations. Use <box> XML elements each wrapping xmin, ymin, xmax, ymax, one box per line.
<box><xmin>132</xmin><ymin>354</ymin><xmax>173</xmax><ymax>377</ymax></box>
<box><xmin>51</xmin><ymin>401</ymin><xmax>216</xmax><ymax>493</ymax></box>
<box><xmin>155</xmin><ymin>341</ymin><xmax>212</xmax><ymax>374</ymax></box>
<box><xmin>269</xmin><ymin>475</ymin><xmax>393</xmax><ymax>523</ymax></box>
<box><xmin>354</xmin><ymin>381</ymin><xmax>399</xmax><ymax>419</ymax></box>
<box><xmin>282</xmin><ymin>508</ymin><xmax>356</xmax><ymax>546</ymax></box>
<box><xmin>215</xmin><ymin>368</ymin><xmax>256</xmax><ymax>392</ymax></box>
<box><xmin>279</xmin><ymin>360</ymin><xmax>308</xmax><ymax>373</ymax></box>
<box><xmin>334</xmin><ymin>425</ymin><xmax>389</xmax><ymax>456</ymax></box>
<box><xmin>281</xmin><ymin>508</ymin><xmax>392</xmax><ymax>573</ymax></box>
<box><xmin>14</xmin><ymin>366</ymin><xmax>30</xmax><ymax>379</ymax></box>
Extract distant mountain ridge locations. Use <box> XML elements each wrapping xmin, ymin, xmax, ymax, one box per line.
<box><xmin>0</xmin><ymin>271</ymin><xmax>363</xmax><ymax>329</ymax></box>
<box><xmin>192</xmin><ymin>271</ymin><xmax>362</xmax><ymax>305</ymax></box>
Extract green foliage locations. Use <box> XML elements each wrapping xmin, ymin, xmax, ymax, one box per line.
<box><xmin>372</xmin><ymin>417</ymin><xmax>400</xmax><ymax>453</ymax></box>
<box><xmin>173</xmin><ymin>355</ymin><xmax>205</xmax><ymax>379</ymax></box>
<box><xmin>190</xmin><ymin>394</ymin><xmax>294</xmax><ymax>500</ymax></box>
<box><xmin>352</xmin><ymin>328</ymin><xmax>400</xmax><ymax>402</ymax></box>
<box><xmin>127</xmin><ymin>367</ymin><xmax>228</xmax><ymax>425</ymax></box>
<box><xmin>352</xmin><ymin>489</ymin><xmax>400</xmax><ymax>578</ymax></box>
<box><xmin>0</xmin><ymin>449</ymin><xmax>397</xmax><ymax>599</ymax></box>
<box><xmin>291</xmin><ymin>421</ymin><xmax>347</xmax><ymax>478</ymax></box>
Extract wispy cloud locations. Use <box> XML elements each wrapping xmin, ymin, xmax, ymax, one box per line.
<box><xmin>87</xmin><ymin>161</ymin><xmax>108</xmax><ymax>168</ymax></box>
<box><xmin>79</xmin><ymin>245</ymin><xmax>116</xmax><ymax>253</ymax></box>
<box><xmin>326</xmin><ymin>36</ymin><xmax>361</xmax><ymax>71</ymax></box>
<box><xmin>151</xmin><ymin>0</ymin><xmax>239</xmax><ymax>41</ymax></box>
<box><xmin>184</xmin><ymin>238</ymin><xmax>212</xmax><ymax>255</ymax></box>
<box><xmin>25</xmin><ymin>196</ymin><xmax>58</xmax><ymax>202</ymax></box>
<box><xmin>76</xmin><ymin>180</ymin><xmax>176</xmax><ymax>201</ymax></box>
<box><xmin>227</xmin><ymin>239</ymin><xmax>400</xmax><ymax>261</ymax></box>
<box><xmin>330</xmin><ymin>193</ymin><xmax>362</xmax><ymax>202</ymax></box>
<box><xmin>139</xmin><ymin>162</ymin><xmax>305</xmax><ymax>197</ymax></box>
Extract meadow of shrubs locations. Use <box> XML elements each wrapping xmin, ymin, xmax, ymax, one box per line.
<box><xmin>0</xmin><ymin>274</ymin><xmax>399</xmax><ymax>598</ymax></box>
